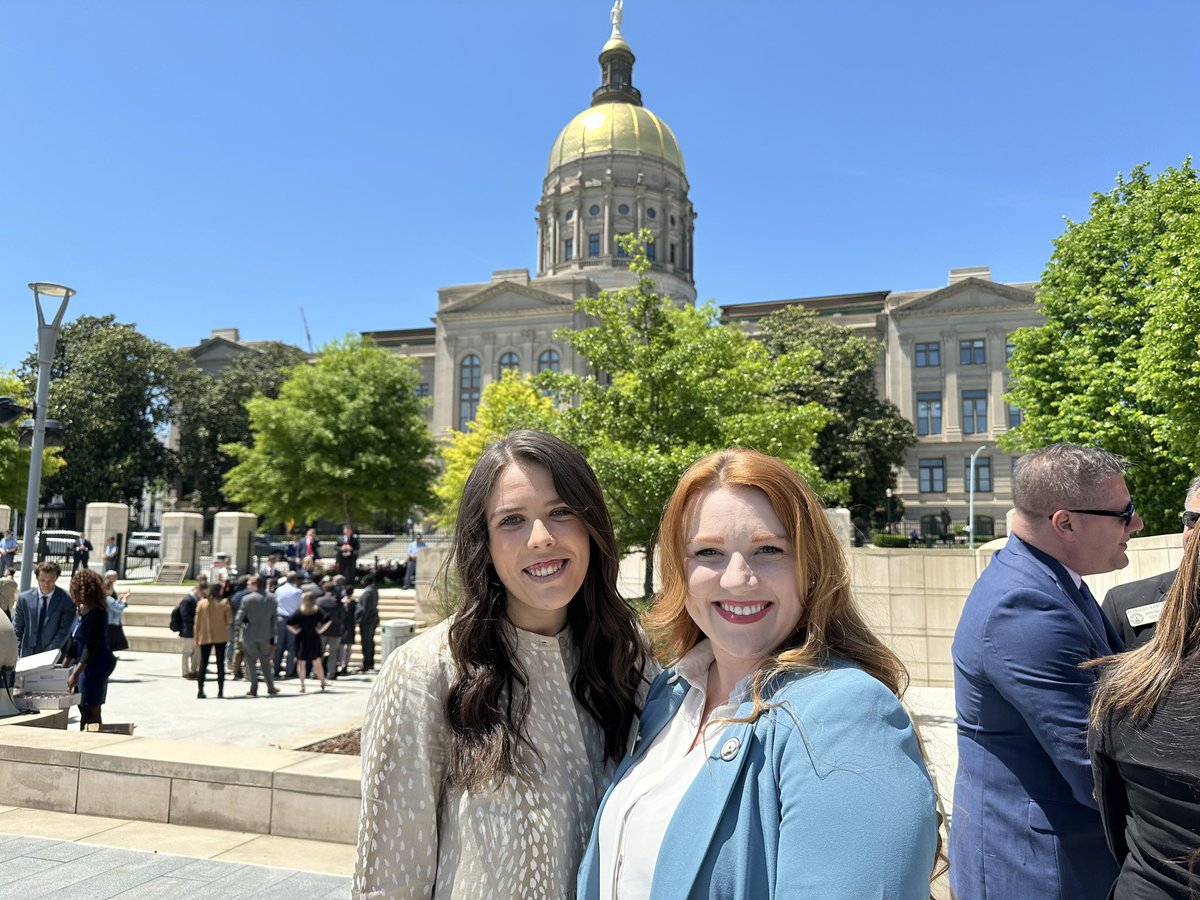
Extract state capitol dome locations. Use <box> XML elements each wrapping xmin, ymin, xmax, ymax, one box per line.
<box><xmin>536</xmin><ymin>2</ymin><xmax>696</xmax><ymax>303</ymax></box>
<box><xmin>547</xmin><ymin>103</ymin><xmax>685</xmax><ymax>175</ymax></box>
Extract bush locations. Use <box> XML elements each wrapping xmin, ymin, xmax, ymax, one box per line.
<box><xmin>871</xmin><ymin>533</ymin><xmax>910</xmax><ymax>549</ymax></box>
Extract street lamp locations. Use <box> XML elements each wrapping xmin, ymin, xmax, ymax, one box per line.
<box><xmin>968</xmin><ymin>445</ymin><xmax>988</xmax><ymax>551</ymax></box>
<box><xmin>885</xmin><ymin>488</ymin><xmax>893</xmax><ymax>534</ymax></box>
<box><xmin>16</xmin><ymin>282</ymin><xmax>75</xmax><ymax>592</ymax></box>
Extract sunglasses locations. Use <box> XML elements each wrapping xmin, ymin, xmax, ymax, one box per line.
<box><xmin>1183</xmin><ymin>510</ymin><xmax>1200</xmax><ymax>530</ymax></box>
<box><xmin>1050</xmin><ymin>498</ymin><xmax>1137</xmax><ymax>527</ymax></box>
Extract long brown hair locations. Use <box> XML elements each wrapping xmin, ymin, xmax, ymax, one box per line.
<box><xmin>1088</xmin><ymin>531</ymin><xmax>1200</xmax><ymax>728</ymax></box>
<box><xmin>646</xmin><ymin>447</ymin><xmax>908</xmax><ymax>704</ymax></box>
<box><xmin>444</xmin><ymin>430</ymin><xmax>647</xmax><ymax>792</ymax></box>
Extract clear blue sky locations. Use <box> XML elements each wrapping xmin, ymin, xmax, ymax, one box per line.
<box><xmin>3</xmin><ymin>1</ymin><xmax>1197</xmax><ymax>372</ymax></box>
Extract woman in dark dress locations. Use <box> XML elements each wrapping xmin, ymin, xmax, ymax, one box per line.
<box><xmin>1088</xmin><ymin>527</ymin><xmax>1200</xmax><ymax>898</ymax></box>
<box><xmin>287</xmin><ymin>592</ymin><xmax>330</xmax><ymax>692</ymax></box>
<box><xmin>64</xmin><ymin>569</ymin><xmax>118</xmax><ymax>730</ymax></box>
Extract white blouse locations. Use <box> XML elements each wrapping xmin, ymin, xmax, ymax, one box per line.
<box><xmin>596</xmin><ymin>640</ymin><xmax>747</xmax><ymax>900</ymax></box>
<box><xmin>354</xmin><ymin>618</ymin><xmax>641</xmax><ymax>900</ymax></box>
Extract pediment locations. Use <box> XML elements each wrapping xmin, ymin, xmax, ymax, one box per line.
<box><xmin>893</xmin><ymin>278</ymin><xmax>1036</xmax><ymax>317</ymax></box>
<box><xmin>439</xmin><ymin>281</ymin><xmax>574</xmax><ymax>317</ymax></box>
<box><xmin>189</xmin><ymin>336</ymin><xmax>257</xmax><ymax>362</ymax></box>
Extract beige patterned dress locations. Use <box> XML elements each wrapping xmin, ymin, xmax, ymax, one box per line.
<box><xmin>354</xmin><ymin>618</ymin><xmax>643</xmax><ymax>899</ymax></box>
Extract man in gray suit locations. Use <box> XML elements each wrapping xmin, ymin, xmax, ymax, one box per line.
<box><xmin>12</xmin><ymin>561</ymin><xmax>74</xmax><ymax>658</ymax></box>
<box><xmin>1102</xmin><ymin>474</ymin><xmax>1200</xmax><ymax>649</ymax></box>
<box><xmin>235</xmin><ymin>575</ymin><xmax>280</xmax><ymax>697</ymax></box>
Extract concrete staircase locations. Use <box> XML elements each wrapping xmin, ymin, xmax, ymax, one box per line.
<box><xmin>121</xmin><ymin>584</ymin><xmax>422</xmax><ymax>666</ymax></box>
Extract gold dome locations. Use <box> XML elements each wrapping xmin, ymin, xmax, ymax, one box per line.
<box><xmin>546</xmin><ymin>103</ymin><xmax>685</xmax><ymax>175</ymax></box>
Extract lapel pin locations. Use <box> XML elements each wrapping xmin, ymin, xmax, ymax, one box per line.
<box><xmin>719</xmin><ymin>737</ymin><xmax>740</xmax><ymax>761</ymax></box>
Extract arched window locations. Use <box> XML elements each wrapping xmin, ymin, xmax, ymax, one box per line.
<box><xmin>458</xmin><ymin>354</ymin><xmax>481</xmax><ymax>429</ymax></box>
<box><xmin>498</xmin><ymin>352</ymin><xmax>520</xmax><ymax>377</ymax></box>
<box><xmin>537</xmin><ymin>349</ymin><xmax>560</xmax><ymax>373</ymax></box>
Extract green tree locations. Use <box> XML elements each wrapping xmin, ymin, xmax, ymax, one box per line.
<box><xmin>432</xmin><ymin>370</ymin><xmax>557</xmax><ymax>528</ymax></box>
<box><xmin>0</xmin><ymin>372</ymin><xmax>66</xmax><ymax>510</ymax></box>
<box><xmin>223</xmin><ymin>335</ymin><xmax>436</xmax><ymax>527</ymax></box>
<box><xmin>1004</xmin><ymin>161</ymin><xmax>1200</xmax><ymax>534</ymax></box>
<box><xmin>19</xmin><ymin>315</ymin><xmax>186</xmax><ymax>510</ymax></box>
<box><xmin>757</xmin><ymin>305</ymin><xmax>916</xmax><ymax>519</ymax></box>
<box><xmin>174</xmin><ymin>342</ymin><xmax>307</xmax><ymax>510</ymax></box>
<box><xmin>540</xmin><ymin>232</ymin><xmax>828</xmax><ymax>596</ymax></box>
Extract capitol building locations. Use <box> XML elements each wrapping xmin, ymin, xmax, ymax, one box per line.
<box><xmin>193</xmin><ymin>5</ymin><xmax>1043</xmax><ymax>534</ymax></box>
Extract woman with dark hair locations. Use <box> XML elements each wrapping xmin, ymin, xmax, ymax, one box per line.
<box><xmin>1088</xmin><ymin>533</ymin><xmax>1200</xmax><ymax>899</ymax></box>
<box><xmin>287</xmin><ymin>591</ymin><xmax>331</xmax><ymax>692</ymax></box>
<box><xmin>578</xmin><ymin>448</ymin><xmax>939</xmax><ymax>899</ymax></box>
<box><xmin>194</xmin><ymin>582</ymin><xmax>233</xmax><ymax>699</ymax></box>
<box><xmin>63</xmin><ymin>569</ymin><xmax>118</xmax><ymax>730</ymax></box>
<box><xmin>354</xmin><ymin>430</ymin><xmax>652</xmax><ymax>899</ymax></box>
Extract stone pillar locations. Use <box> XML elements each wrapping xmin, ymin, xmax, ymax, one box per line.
<box><xmin>0</xmin><ymin>505</ymin><xmax>11</xmax><ymax>533</ymax></box>
<box><xmin>85</xmin><ymin>503</ymin><xmax>129</xmax><ymax>574</ymax></box>
<box><xmin>213</xmin><ymin>512</ymin><xmax>257</xmax><ymax>575</ymax></box>
<box><xmin>824</xmin><ymin>508</ymin><xmax>852</xmax><ymax>549</ymax></box>
<box><xmin>161</xmin><ymin>512</ymin><xmax>204</xmax><ymax>579</ymax></box>
<box><xmin>412</xmin><ymin>540</ymin><xmax>452</xmax><ymax>626</ymax></box>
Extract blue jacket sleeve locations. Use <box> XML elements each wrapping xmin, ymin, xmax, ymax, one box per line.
<box><xmin>981</xmin><ymin>586</ymin><xmax>1099</xmax><ymax>808</ymax></box>
<box><xmin>775</xmin><ymin>672</ymin><xmax>938</xmax><ymax>899</ymax></box>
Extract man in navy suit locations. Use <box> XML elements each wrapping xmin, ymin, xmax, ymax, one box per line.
<box><xmin>12</xmin><ymin>560</ymin><xmax>75</xmax><ymax>658</ymax></box>
<box><xmin>951</xmin><ymin>443</ymin><xmax>1138</xmax><ymax>899</ymax></box>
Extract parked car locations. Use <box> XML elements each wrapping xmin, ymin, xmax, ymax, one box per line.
<box><xmin>128</xmin><ymin>530</ymin><xmax>161</xmax><ymax>558</ymax></box>
<box><xmin>254</xmin><ymin>534</ymin><xmax>289</xmax><ymax>558</ymax></box>
<box><xmin>38</xmin><ymin>529</ymin><xmax>82</xmax><ymax>558</ymax></box>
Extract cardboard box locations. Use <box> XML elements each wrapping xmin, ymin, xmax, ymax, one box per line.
<box><xmin>16</xmin><ymin>693</ymin><xmax>80</xmax><ymax>711</ymax></box>
<box><xmin>17</xmin><ymin>668</ymin><xmax>71</xmax><ymax>693</ymax></box>
<box><xmin>84</xmin><ymin>722</ymin><xmax>135</xmax><ymax>735</ymax></box>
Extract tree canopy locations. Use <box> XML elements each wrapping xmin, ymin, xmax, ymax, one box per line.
<box><xmin>222</xmin><ymin>335</ymin><xmax>437</xmax><ymax>527</ymax></box>
<box><xmin>1003</xmin><ymin>160</ymin><xmax>1200</xmax><ymax>534</ymax></box>
<box><xmin>174</xmin><ymin>342</ymin><xmax>307</xmax><ymax>510</ymax></box>
<box><xmin>19</xmin><ymin>315</ymin><xmax>184</xmax><ymax>510</ymax></box>
<box><xmin>432</xmin><ymin>369</ymin><xmax>556</xmax><ymax>529</ymax></box>
<box><xmin>0</xmin><ymin>372</ymin><xmax>66</xmax><ymax>511</ymax></box>
<box><xmin>757</xmin><ymin>305</ymin><xmax>915</xmax><ymax>522</ymax></box>
<box><xmin>540</xmin><ymin>232</ymin><xmax>828</xmax><ymax>595</ymax></box>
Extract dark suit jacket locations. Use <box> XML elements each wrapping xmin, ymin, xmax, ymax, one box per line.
<box><xmin>1090</xmin><ymin>672</ymin><xmax>1200</xmax><ymax>898</ymax></box>
<box><xmin>951</xmin><ymin>534</ymin><xmax>1123</xmax><ymax>899</ymax></box>
<box><xmin>12</xmin><ymin>586</ymin><xmax>74</xmax><ymax>657</ymax></box>
<box><xmin>1101</xmin><ymin>570</ymin><xmax>1175</xmax><ymax>650</ymax></box>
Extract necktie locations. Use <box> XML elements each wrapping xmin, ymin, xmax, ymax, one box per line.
<box><xmin>37</xmin><ymin>595</ymin><xmax>48</xmax><ymax>643</ymax></box>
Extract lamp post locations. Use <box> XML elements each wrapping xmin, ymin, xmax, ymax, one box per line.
<box><xmin>968</xmin><ymin>445</ymin><xmax>988</xmax><ymax>551</ymax></box>
<box><xmin>885</xmin><ymin>488</ymin><xmax>893</xmax><ymax>534</ymax></box>
<box><xmin>17</xmin><ymin>282</ymin><xmax>74</xmax><ymax>592</ymax></box>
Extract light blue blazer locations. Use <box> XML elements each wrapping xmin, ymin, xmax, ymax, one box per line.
<box><xmin>577</xmin><ymin>661</ymin><xmax>938</xmax><ymax>899</ymax></box>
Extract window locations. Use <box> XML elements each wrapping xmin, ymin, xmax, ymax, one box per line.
<box><xmin>458</xmin><ymin>354</ymin><xmax>481</xmax><ymax>429</ymax></box>
<box><xmin>565</xmin><ymin>210</ymin><xmax>573</xmax><ymax>221</ymax></box>
<box><xmin>618</xmin><ymin>203</ymin><xmax>630</xmax><ymax>215</ymax></box>
<box><xmin>1006</xmin><ymin>336</ymin><xmax>1016</xmax><ymax>361</ymax></box>
<box><xmin>617</xmin><ymin>240</ymin><xmax>628</xmax><ymax>258</ymax></box>
<box><xmin>588</xmin><ymin>233</ymin><xmax>600</xmax><ymax>257</ymax></box>
<box><xmin>589</xmin><ymin>204</ymin><xmax>601</xmax><ymax>216</ymax></box>
<box><xmin>537</xmin><ymin>349</ymin><xmax>560</xmax><ymax>373</ymax></box>
<box><xmin>960</xmin><ymin>339</ymin><xmax>986</xmax><ymax>365</ymax></box>
<box><xmin>965</xmin><ymin>457</ymin><xmax>992</xmax><ymax>492</ymax></box>
<box><xmin>670</xmin><ymin>243</ymin><xmax>676</xmax><ymax>264</ymax></box>
<box><xmin>416</xmin><ymin>382</ymin><xmax>430</xmax><ymax>398</ymax></box>
<box><xmin>564</xmin><ymin>238</ymin><xmax>573</xmax><ymax>261</ymax></box>
<box><xmin>919</xmin><ymin>459</ymin><xmax>945</xmax><ymax>493</ymax></box>
<box><xmin>1007</xmin><ymin>402</ymin><xmax>1023</xmax><ymax>428</ymax></box>
<box><xmin>962</xmin><ymin>390</ymin><xmax>988</xmax><ymax>435</ymax></box>
<box><xmin>916</xmin><ymin>391</ymin><xmax>942</xmax><ymax>436</ymax></box>
<box><xmin>915</xmin><ymin>342</ymin><xmax>940</xmax><ymax>367</ymax></box>
<box><xmin>646</xmin><ymin>207</ymin><xmax>656</xmax><ymax>219</ymax></box>
<box><xmin>498</xmin><ymin>352</ymin><xmax>519</xmax><ymax>376</ymax></box>
<box><xmin>646</xmin><ymin>240</ymin><xmax>656</xmax><ymax>262</ymax></box>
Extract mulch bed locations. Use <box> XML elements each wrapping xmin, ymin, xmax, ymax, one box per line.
<box><xmin>301</xmin><ymin>728</ymin><xmax>361</xmax><ymax>756</ymax></box>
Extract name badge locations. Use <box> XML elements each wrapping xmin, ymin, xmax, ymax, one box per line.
<box><xmin>1126</xmin><ymin>601</ymin><xmax>1164</xmax><ymax>628</ymax></box>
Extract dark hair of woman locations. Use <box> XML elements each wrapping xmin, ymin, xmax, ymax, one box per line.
<box><xmin>444</xmin><ymin>429</ymin><xmax>645</xmax><ymax>792</ymax></box>
<box><xmin>70</xmin><ymin>568</ymin><xmax>107</xmax><ymax>611</ymax></box>
<box><xmin>1088</xmin><ymin>529</ymin><xmax>1200</xmax><ymax>729</ymax></box>
<box><xmin>207</xmin><ymin>582</ymin><xmax>225</xmax><ymax>602</ymax></box>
